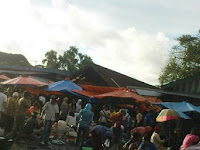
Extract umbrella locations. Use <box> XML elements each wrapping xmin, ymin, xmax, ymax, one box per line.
<box><xmin>1</xmin><ymin>75</ymin><xmax>47</xmax><ymax>86</ymax></box>
<box><xmin>45</xmin><ymin>79</ymin><xmax>82</xmax><ymax>92</ymax></box>
<box><xmin>0</xmin><ymin>74</ymin><xmax>10</xmax><ymax>81</ymax></box>
<box><xmin>156</xmin><ymin>109</ymin><xmax>180</xmax><ymax>122</ymax></box>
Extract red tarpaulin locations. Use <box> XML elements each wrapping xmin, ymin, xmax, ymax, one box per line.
<box><xmin>73</xmin><ymin>85</ymin><xmax>123</xmax><ymax>97</ymax></box>
<box><xmin>95</xmin><ymin>89</ymin><xmax>147</xmax><ymax>102</ymax></box>
<box><xmin>73</xmin><ymin>85</ymin><xmax>147</xmax><ymax>102</ymax></box>
<box><xmin>0</xmin><ymin>74</ymin><xmax>10</xmax><ymax>81</ymax></box>
<box><xmin>2</xmin><ymin>75</ymin><xmax>48</xmax><ymax>86</ymax></box>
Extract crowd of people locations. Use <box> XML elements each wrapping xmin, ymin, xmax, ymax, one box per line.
<box><xmin>0</xmin><ymin>86</ymin><xmax>200</xmax><ymax>150</ymax></box>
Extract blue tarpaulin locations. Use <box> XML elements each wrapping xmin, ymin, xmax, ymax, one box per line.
<box><xmin>154</xmin><ymin>101</ymin><xmax>200</xmax><ymax>113</ymax></box>
<box><xmin>45</xmin><ymin>79</ymin><xmax>82</xmax><ymax>92</ymax></box>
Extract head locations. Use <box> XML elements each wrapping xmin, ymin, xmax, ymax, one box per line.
<box><xmin>12</xmin><ymin>92</ymin><xmax>19</xmax><ymax>98</ymax></box>
<box><xmin>77</xmin><ymin>99</ymin><xmax>82</xmax><ymax>104</ymax></box>
<box><xmin>142</xmin><ymin>135</ymin><xmax>151</xmax><ymax>146</ymax></box>
<box><xmin>84</xmin><ymin>103</ymin><xmax>92</xmax><ymax>111</ymax></box>
<box><xmin>119</xmin><ymin>109</ymin><xmax>126</xmax><ymax>116</ymax></box>
<box><xmin>50</xmin><ymin>95</ymin><xmax>57</xmax><ymax>104</ymax></box>
<box><xmin>145</xmin><ymin>126</ymin><xmax>152</xmax><ymax>133</ymax></box>
<box><xmin>23</xmin><ymin>91</ymin><xmax>31</xmax><ymax>99</ymax></box>
<box><xmin>154</xmin><ymin>126</ymin><xmax>160</xmax><ymax>133</ymax></box>
<box><xmin>63</xmin><ymin>97</ymin><xmax>69</xmax><ymax>103</ymax></box>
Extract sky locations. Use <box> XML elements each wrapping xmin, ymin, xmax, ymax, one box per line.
<box><xmin>0</xmin><ymin>0</ymin><xmax>199</xmax><ymax>85</ymax></box>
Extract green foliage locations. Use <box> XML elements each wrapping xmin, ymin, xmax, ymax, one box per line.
<box><xmin>159</xmin><ymin>30</ymin><xmax>200</xmax><ymax>85</ymax></box>
<box><xmin>42</xmin><ymin>50</ymin><xmax>60</xmax><ymax>69</ymax></box>
<box><xmin>0</xmin><ymin>52</ymin><xmax>30</xmax><ymax>66</ymax></box>
<box><xmin>42</xmin><ymin>46</ymin><xmax>93</xmax><ymax>73</ymax></box>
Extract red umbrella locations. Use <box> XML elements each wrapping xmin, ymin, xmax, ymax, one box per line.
<box><xmin>0</xmin><ymin>74</ymin><xmax>10</xmax><ymax>81</ymax></box>
<box><xmin>1</xmin><ymin>75</ymin><xmax>47</xmax><ymax>86</ymax></box>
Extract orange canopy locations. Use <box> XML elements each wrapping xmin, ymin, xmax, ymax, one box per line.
<box><xmin>73</xmin><ymin>85</ymin><xmax>123</xmax><ymax>97</ymax></box>
<box><xmin>95</xmin><ymin>89</ymin><xmax>147</xmax><ymax>102</ymax></box>
<box><xmin>0</xmin><ymin>74</ymin><xmax>10</xmax><ymax>81</ymax></box>
<box><xmin>2</xmin><ymin>75</ymin><xmax>48</xmax><ymax>86</ymax></box>
<box><xmin>73</xmin><ymin>85</ymin><xmax>147</xmax><ymax>102</ymax></box>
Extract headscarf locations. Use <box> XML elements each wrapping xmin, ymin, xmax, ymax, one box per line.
<box><xmin>84</xmin><ymin>103</ymin><xmax>92</xmax><ymax>112</ymax></box>
<box><xmin>76</xmin><ymin>99</ymin><xmax>82</xmax><ymax>112</ymax></box>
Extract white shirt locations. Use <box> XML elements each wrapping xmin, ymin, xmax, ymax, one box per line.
<box><xmin>0</xmin><ymin>92</ymin><xmax>7</xmax><ymax>112</ymax></box>
<box><xmin>43</xmin><ymin>102</ymin><xmax>59</xmax><ymax>121</ymax></box>
<box><xmin>99</xmin><ymin>110</ymin><xmax>109</xmax><ymax>123</ymax></box>
<box><xmin>66</xmin><ymin>115</ymin><xmax>76</xmax><ymax>126</ymax></box>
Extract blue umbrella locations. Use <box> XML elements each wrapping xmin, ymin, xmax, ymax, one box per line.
<box><xmin>45</xmin><ymin>79</ymin><xmax>82</xmax><ymax>92</ymax></box>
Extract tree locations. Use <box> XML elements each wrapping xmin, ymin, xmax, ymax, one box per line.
<box><xmin>0</xmin><ymin>51</ymin><xmax>30</xmax><ymax>66</ymax></box>
<box><xmin>59</xmin><ymin>46</ymin><xmax>93</xmax><ymax>73</ymax></box>
<box><xmin>159</xmin><ymin>30</ymin><xmax>200</xmax><ymax>85</ymax></box>
<box><xmin>42</xmin><ymin>50</ymin><xmax>60</xmax><ymax>69</ymax></box>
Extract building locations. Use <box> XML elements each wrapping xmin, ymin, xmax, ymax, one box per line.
<box><xmin>71</xmin><ymin>63</ymin><xmax>157</xmax><ymax>89</ymax></box>
<box><xmin>0</xmin><ymin>64</ymin><xmax>69</xmax><ymax>83</ymax></box>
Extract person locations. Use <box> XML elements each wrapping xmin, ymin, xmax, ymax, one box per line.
<box><xmin>23</xmin><ymin>112</ymin><xmax>40</xmax><ymax>136</ymax></box>
<box><xmin>99</xmin><ymin>105</ymin><xmax>109</xmax><ymax>126</ymax></box>
<box><xmin>131</xmin><ymin>126</ymin><xmax>152</xmax><ymax>138</ymax></box>
<box><xmin>90</xmin><ymin>125</ymin><xmax>113</xmax><ymax>150</ymax></box>
<box><xmin>143</xmin><ymin>110</ymin><xmax>154</xmax><ymax>128</ymax></box>
<box><xmin>112</xmin><ymin>109</ymin><xmax>126</xmax><ymax>126</ymax></box>
<box><xmin>7</xmin><ymin>91</ymin><xmax>31</xmax><ymax>139</ymax></box>
<box><xmin>75</xmin><ymin>103</ymin><xmax>94</xmax><ymax>150</ymax></box>
<box><xmin>69</xmin><ymin>99</ymin><xmax>76</xmax><ymax>116</ymax></box>
<box><xmin>76</xmin><ymin>99</ymin><xmax>82</xmax><ymax>113</ymax></box>
<box><xmin>60</xmin><ymin>97</ymin><xmax>69</xmax><ymax>120</ymax></box>
<box><xmin>0</xmin><ymin>86</ymin><xmax>7</xmax><ymax>123</ymax></box>
<box><xmin>111</xmin><ymin>121</ymin><xmax>123</xmax><ymax>150</ymax></box>
<box><xmin>40</xmin><ymin>95</ymin><xmax>59</xmax><ymax>145</ymax></box>
<box><xmin>123</xmin><ymin>110</ymin><xmax>131</xmax><ymax>134</ymax></box>
<box><xmin>180</xmin><ymin>127</ymin><xmax>200</xmax><ymax>150</ymax></box>
<box><xmin>123</xmin><ymin>132</ymin><xmax>141</xmax><ymax>150</ymax></box>
<box><xmin>138</xmin><ymin>135</ymin><xmax>157</xmax><ymax>150</ymax></box>
<box><xmin>4</xmin><ymin>92</ymin><xmax>19</xmax><ymax>132</ymax></box>
<box><xmin>136</xmin><ymin>110</ymin><xmax>143</xmax><ymax>127</ymax></box>
<box><xmin>150</xmin><ymin>126</ymin><xmax>166</xmax><ymax>150</ymax></box>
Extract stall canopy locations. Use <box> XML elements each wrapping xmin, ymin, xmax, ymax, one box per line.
<box><xmin>72</xmin><ymin>85</ymin><xmax>122</xmax><ymax>97</ymax></box>
<box><xmin>45</xmin><ymin>79</ymin><xmax>82</xmax><ymax>92</ymax></box>
<box><xmin>95</xmin><ymin>89</ymin><xmax>147</xmax><ymax>102</ymax></box>
<box><xmin>0</xmin><ymin>74</ymin><xmax>10</xmax><ymax>81</ymax></box>
<box><xmin>154</xmin><ymin>101</ymin><xmax>200</xmax><ymax>113</ymax></box>
<box><xmin>1</xmin><ymin>75</ymin><xmax>47</xmax><ymax>86</ymax></box>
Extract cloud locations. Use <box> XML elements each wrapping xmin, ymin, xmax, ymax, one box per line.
<box><xmin>0</xmin><ymin>0</ymin><xmax>170</xmax><ymax>85</ymax></box>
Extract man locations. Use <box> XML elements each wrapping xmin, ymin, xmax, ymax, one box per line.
<box><xmin>7</xmin><ymin>91</ymin><xmax>31</xmax><ymax>139</ymax></box>
<box><xmin>40</xmin><ymin>95</ymin><xmax>59</xmax><ymax>145</ymax></box>
<box><xmin>0</xmin><ymin>86</ymin><xmax>7</xmax><ymax>123</ymax></box>
<box><xmin>138</xmin><ymin>135</ymin><xmax>157</xmax><ymax>150</ymax></box>
<box><xmin>23</xmin><ymin>112</ymin><xmax>40</xmax><ymax>136</ymax></box>
<box><xmin>91</xmin><ymin>125</ymin><xmax>112</xmax><ymax>150</ymax></box>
